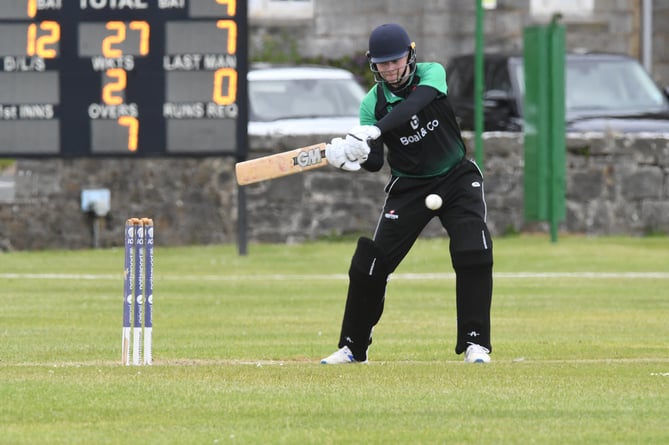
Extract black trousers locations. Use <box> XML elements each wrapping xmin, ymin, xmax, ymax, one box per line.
<box><xmin>371</xmin><ymin>158</ymin><xmax>493</xmax><ymax>354</ymax></box>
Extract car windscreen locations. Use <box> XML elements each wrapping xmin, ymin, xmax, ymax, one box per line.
<box><xmin>565</xmin><ymin>59</ymin><xmax>668</xmax><ymax>114</ymax></box>
<box><xmin>511</xmin><ymin>57</ymin><xmax>669</xmax><ymax>117</ymax></box>
<box><xmin>249</xmin><ymin>78</ymin><xmax>365</xmax><ymax>122</ymax></box>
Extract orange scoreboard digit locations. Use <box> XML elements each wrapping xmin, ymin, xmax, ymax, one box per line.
<box><xmin>0</xmin><ymin>0</ymin><xmax>248</xmax><ymax>157</ymax></box>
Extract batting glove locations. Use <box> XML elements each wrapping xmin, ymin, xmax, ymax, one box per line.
<box><xmin>325</xmin><ymin>137</ymin><xmax>362</xmax><ymax>172</ymax></box>
<box><xmin>348</xmin><ymin>125</ymin><xmax>381</xmax><ymax>142</ymax></box>
<box><xmin>342</xmin><ymin>136</ymin><xmax>370</xmax><ymax>163</ymax></box>
<box><xmin>344</xmin><ymin>125</ymin><xmax>380</xmax><ymax>163</ymax></box>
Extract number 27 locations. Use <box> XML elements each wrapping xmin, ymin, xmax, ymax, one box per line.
<box><xmin>103</xmin><ymin>21</ymin><xmax>150</xmax><ymax>58</ymax></box>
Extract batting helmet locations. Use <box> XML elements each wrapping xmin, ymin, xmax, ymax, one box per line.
<box><xmin>366</xmin><ymin>24</ymin><xmax>417</xmax><ymax>90</ymax></box>
<box><xmin>367</xmin><ymin>23</ymin><xmax>413</xmax><ymax>63</ymax></box>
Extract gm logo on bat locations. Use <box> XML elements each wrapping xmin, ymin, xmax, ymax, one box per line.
<box><xmin>293</xmin><ymin>148</ymin><xmax>325</xmax><ymax>167</ymax></box>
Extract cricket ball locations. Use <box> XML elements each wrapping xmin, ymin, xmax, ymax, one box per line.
<box><xmin>425</xmin><ymin>194</ymin><xmax>443</xmax><ymax>210</ymax></box>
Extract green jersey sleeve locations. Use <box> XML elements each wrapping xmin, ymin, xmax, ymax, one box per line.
<box><xmin>417</xmin><ymin>62</ymin><xmax>448</xmax><ymax>94</ymax></box>
<box><xmin>359</xmin><ymin>86</ymin><xmax>379</xmax><ymax>126</ymax></box>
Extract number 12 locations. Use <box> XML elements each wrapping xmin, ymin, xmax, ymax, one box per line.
<box><xmin>26</xmin><ymin>21</ymin><xmax>60</xmax><ymax>58</ymax></box>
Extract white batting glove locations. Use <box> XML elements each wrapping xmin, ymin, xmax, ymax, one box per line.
<box><xmin>343</xmin><ymin>125</ymin><xmax>380</xmax><ymax>162</ymax></box>
<box><xmin>342</xmin><ymin>136</ymin><xmax>370</xmax><ymax>163</ymax></box>
<box><xmin>348</xmin><ymin>125</ymin><xmax>381</xmax><ymax>142</ymax></box>
<box><xmin>325</xmin><ymin>137</ymin><xmax>361</xmax><ymax>172</ymax></box>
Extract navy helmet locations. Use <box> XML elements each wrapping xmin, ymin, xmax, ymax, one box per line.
<box><xmin>366</xmin><ymin>24</ymin><xmax>417</xmax><ymax>90</ymax></box>
<box><xmin>367</xmin><ymin>23</ymin><xmax>413</xmax><ymax>63</ymax></box>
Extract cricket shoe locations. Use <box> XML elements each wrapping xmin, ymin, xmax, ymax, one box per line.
<box><xmin>320</xmin><ymin>346</ymin><xmax>367</xmax><ymax>364</ymax></box>
<box><xmin>464</xmin><ymin>343</ymin><xmax>491</xmax><ymax>363</ymax></box>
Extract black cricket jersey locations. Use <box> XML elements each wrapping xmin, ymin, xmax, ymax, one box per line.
<box><xmin>359</xmin><ymin>62</ymin><xmax>466</xmax><ymax>178</ymax></box>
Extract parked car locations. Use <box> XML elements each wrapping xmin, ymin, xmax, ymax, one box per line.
<box><xmin>247</xmin><ymin>64</ymin><xmax>366</xmax><ymax>136</ymax></box>
<box><xmin>445</xmin><ymin>52</ymin><xmax>669</xmax><ymax>132</ymax></box>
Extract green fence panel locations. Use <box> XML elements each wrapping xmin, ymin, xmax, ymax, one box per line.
<box><xmin>523</xmin><ymin>25</ymin><xmax>550</xmax><ymax>221</ymax></box>
<box><xmin>523</xmin><ymin>19</ymin><xmax>566</xmax><ymax>241</ymax></box>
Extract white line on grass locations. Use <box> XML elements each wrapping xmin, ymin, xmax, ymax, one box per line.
<box><xmin>1</xmin><ymin>272</ymin><xmax>668</xmax><ymax>281</ymax></box>
<box><xmin>13</xmin><ymin>356</ymin><xmax>669</xmax><ymax>367</ymax></box>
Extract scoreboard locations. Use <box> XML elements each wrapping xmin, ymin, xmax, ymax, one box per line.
<box><xmin>0</xmin><ymin>0</ymin><xmax>248</xmax><ymax>157</ymax></box>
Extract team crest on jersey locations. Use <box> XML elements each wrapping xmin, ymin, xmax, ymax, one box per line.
<box><xmin>410</xmin><ymin>115</ymin><xmax>420</xmax><ymax>130</ymax></box>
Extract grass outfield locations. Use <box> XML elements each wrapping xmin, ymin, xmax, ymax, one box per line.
<box><xmin>1</xmin><ymin>235</ymin><xmax>668</xmax><ymax>444</ymax></box>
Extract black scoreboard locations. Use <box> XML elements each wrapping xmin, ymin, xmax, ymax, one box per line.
<box><xmin>0</xmin><ymin>0</ymin><xmax>248</xmax><ymax>157</ymax></box>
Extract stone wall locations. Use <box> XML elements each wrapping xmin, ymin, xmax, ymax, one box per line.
<box><xmin>1</xmin><ymin>133</ymin><xmax>667</xmax><ymax>251</ymax></box>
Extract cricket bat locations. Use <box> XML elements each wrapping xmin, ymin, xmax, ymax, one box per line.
<box><xmin>235</xmin><ymin>142</ymin><xmax>328</xmax><ymax>185</ymax></box>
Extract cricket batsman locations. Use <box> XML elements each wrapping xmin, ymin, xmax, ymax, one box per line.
<box><xmin>321</xmin><ymin>23</ymin><xmax>493</xmax><ymax>364</ymax></box>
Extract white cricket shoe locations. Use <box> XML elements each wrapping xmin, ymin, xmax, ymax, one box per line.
<box><xmin>464</xmin><ymin>343</ymin><xmax>491</xmax><ymax>363</ymax></box>
<box><xmin>320</xmin><ymin>346</ymin><xmax>366</xmax><ymax>364</ymax></box>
